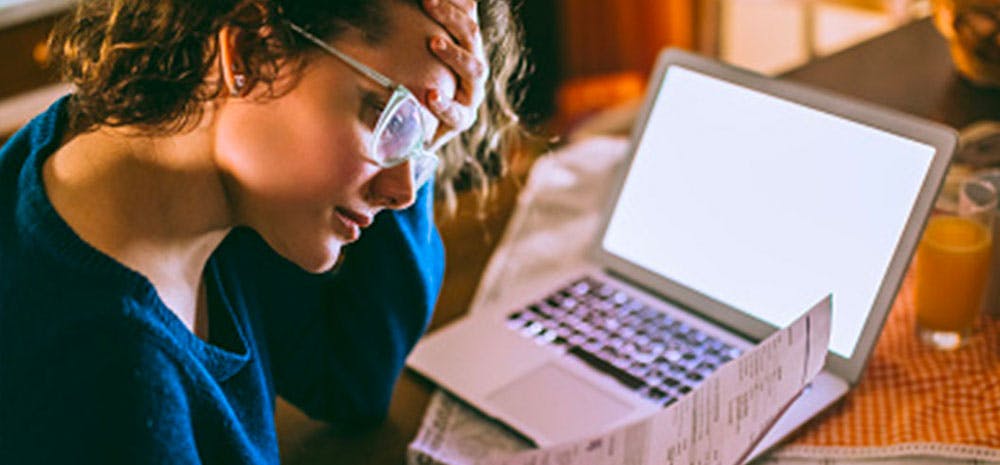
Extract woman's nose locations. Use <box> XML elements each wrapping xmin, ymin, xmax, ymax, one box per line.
<box><xmin>369</xmin><ymin>160</ymin><xmax>417</xmax><ymax>210</ymax></box>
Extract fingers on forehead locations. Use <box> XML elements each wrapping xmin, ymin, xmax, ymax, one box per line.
<box><xmin>453</xmin><ymin>0</ymin><xmax>477</xmax><ymax>15</ymax></box>
<box><xmin>426</xmin><ymin>0</ymin><xmax>480</xmax><ymax>47</ymax></box>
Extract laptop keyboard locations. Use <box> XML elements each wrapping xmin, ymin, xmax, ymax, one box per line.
<box><xmin>505</xmin><ymin>276</ymin><xmax>743</xmax><ymax>407</ymax></box>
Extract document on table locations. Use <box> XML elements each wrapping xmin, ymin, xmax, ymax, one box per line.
<box><xmin>409</xmin><ymin>296</ymin><xmax>832</xmax><ymax>465</ymax></box>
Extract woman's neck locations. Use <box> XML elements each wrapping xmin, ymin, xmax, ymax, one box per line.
<box><xmin>42</xmin><ymin>120</ymin><xmax>234</xmax><ymax>337</ymax></box>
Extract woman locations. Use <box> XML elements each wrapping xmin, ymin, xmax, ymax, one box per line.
<box><xmin>0</xmin><ymin>0</ymin><xmax>525</xmax><ymax>462</ymax></box>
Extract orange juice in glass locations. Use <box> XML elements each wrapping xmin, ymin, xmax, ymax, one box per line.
<box><xmin>915</xmin><ymin>178</ymin><xmax>997</xmax><ymax>349</ymax></box>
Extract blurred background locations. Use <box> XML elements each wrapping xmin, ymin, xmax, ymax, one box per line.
<box><xmin>513</xmin><ymin>0</ymin><xmax>930</xmax><ymax>136</ymax></box>
<box><xmin>0</xmin><ymin>0</ymin><xmax>932</xmax><ymax>143</ymax></box>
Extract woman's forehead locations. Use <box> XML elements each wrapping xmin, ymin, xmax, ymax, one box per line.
<box><xmin>335</xmin><ymin>3</ymin><xmax>458</xmax><ymax>102</ymax></box>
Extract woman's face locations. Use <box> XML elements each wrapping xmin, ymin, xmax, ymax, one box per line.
<box><xmin>214</xmin><ymin>4</ymin><xmax>457</xmax><ymax>273</ymax></box>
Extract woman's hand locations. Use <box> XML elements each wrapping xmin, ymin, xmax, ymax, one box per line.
<box><xmin>422</xmin><ymin>0</ymin><xmax>489</xmax><ymax>150</ymax></box>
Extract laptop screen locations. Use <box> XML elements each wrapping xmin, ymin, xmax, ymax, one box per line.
<box><xmin>602</xmin><ymin>66</ymin><xmax>935</xmax><ymax>359</ymax></box>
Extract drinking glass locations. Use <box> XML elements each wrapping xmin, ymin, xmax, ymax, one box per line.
<box><xmin>915</xmin><ymin>177</ymin><xmax>996</xmax><ymax>350</ymax></box>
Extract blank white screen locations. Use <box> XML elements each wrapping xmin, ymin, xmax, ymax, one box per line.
<box><xmin>602</xmin><ymin>67</ymin><xmax>934</xmax><ymax>358</ymax></box>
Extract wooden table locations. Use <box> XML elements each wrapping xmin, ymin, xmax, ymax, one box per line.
<box><xmin>782</xmin><ymin>18</ymin><xmax>1000</xmax><ymax>128</ymax></box>
<box><xmin>276</xmin><ymin>17</ymin><xmax>1000</xmax><ymax>465</ymax></box>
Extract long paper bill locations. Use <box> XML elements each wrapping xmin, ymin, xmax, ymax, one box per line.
<box><xmin>470</xmin><ymin>295</ymin><xmax>832</xmax><ymax>465</ymax></box>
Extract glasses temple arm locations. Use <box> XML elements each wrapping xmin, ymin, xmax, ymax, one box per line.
<box><xmin>285</xmin><ymin>21</ymin><xmax>397</xmax><ymax>89</ymax></box>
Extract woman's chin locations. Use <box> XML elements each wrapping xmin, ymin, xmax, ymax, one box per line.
<box><xmin>285</xmin><ymin>239</ymin><xmax>344</xmax><ymax>274</ymax></box>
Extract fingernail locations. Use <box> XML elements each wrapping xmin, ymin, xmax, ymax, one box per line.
<box><xmin>425</xmin><ymin>0</ymin><xmax>438</xmax><ymax>8</ymax></box>
<box><xmin>431</xmin><ymin>36</ymin><xmax>447</xmax><ymax>51</ymax></box>
<box><xmin>427</xmin><ymin>89</ymin><xmax>442</xmax><ymax>107</ymax></box>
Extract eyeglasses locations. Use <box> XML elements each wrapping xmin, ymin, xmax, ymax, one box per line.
<box><xmin>287</xmin><ymin>21</ymin><xmax>440</xmax><ymax>188</ymax></box>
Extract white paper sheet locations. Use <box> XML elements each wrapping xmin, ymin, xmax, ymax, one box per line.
<box><xmin>408</xmin><ymin>391</ymin><xmax>992</xmax><ymax>465</ymax></box>
<box><xmin>411</xmin><ymin>296</ymin><xmax>832</xmax><ymax>465</ymax></box>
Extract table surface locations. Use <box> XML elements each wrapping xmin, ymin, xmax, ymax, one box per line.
<box><xmin>782</xmin><ymin>18</ymin><xmax>1000</xmax><ymax>128</ymax></box>
<box><xmin>276</xmin><ymin>17</ymin><xmax>1000</xmax><ymax>465</ymax></box>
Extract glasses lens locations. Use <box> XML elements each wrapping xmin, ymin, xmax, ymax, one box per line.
<box><xmin>375</xmin><ymin>95</ymin><xmax>425</xmax><ymax>166</ymax></box>
<box><xmin>411</xmin><ymin>152</ymin><xmax>440</xmax><ymax>187</ymax></box>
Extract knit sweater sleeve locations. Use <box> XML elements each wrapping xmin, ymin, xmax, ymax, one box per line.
<box><xmin>235</xmin><ymin>182</ymin><xmax>444</xmax><ymax>429</ymax></box>
<box><xmin>4</xmin><ymin>318</ymin><xmax>201</xmax><ymax>465</ymax></box>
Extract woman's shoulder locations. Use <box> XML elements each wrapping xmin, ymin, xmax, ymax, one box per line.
<box><xmin>0</xmin><ymin>96</ymin><xmax>75</xmax><ymax>268</ymax></box>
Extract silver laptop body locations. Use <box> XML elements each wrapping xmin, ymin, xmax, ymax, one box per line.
<box><xmin>408</xmin><ymin>49</ymin><xmax>957</xmax><ymax>459</ymax></box>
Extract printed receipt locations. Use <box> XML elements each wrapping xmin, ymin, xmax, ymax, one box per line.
<box><xmin>411</xmin><ymin>296</ymin><xmax>832</xmax><ymax>465</ymax></box>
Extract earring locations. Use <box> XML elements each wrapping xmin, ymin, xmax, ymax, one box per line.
<box><xmin>231</xmin><ymin>73</ymin><xmax>246</xmax><ymax>96</ymax></box>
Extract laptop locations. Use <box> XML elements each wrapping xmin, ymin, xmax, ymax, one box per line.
<box><xmin>407</xmin><ymin>49</ymin><xmax>956</xmax><ymax>457</ymax></box>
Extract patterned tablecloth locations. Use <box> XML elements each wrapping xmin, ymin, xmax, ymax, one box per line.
<box><xmin>774</xmin><ymin>268</ymin><xmax>1000</xmax><ymax>462</ymax></box>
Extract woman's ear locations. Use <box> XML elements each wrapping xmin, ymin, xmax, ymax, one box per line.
<box><xmin>219</xmin><ymin>26</ymin><xmax>250</xmax><ymax>97</ymax></box>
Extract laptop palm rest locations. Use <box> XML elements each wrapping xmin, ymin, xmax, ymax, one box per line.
<box><xmin>486</xmin><ymin>362</ymin><xmax>633</xmax><ymax>443</ymax></box>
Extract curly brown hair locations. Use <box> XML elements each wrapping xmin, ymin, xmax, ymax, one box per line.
<box><xmin>48</xmin><ymin>0</ymin><xmax>528</xmax><ymax>209</ymax></box>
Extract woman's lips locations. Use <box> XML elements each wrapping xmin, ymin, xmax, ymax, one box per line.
<box><xmin>336</xmin><ymin>207</ymin><xmax>373</xmax><ymax>228</ymax></box>
<box><xmin>333</xmin><ymin>207</ymin><xmax>373</xmax><ymax>242</ymax></box>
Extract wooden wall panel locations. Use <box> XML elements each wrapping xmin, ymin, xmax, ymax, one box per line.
<box><xmin>0</xmin><ymin>13</ymin><xmax>60</xmax><ymax>100</ymax></box>
<box><xmin>557</xmin><ymin>0</ymin><xmax>697</xmax><ymax>79</ymax></box>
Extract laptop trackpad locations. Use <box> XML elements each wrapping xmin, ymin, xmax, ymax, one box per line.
<box><xmin>486</xmin><ymin>362</ymin><xmax>632</xmax><ymax>442</ymax></box>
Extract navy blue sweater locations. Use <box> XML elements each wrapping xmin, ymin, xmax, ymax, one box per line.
<box><xmin>0</xmin><ymin>97</ymin><xmax>445</xmax><ymax>464</ymax></box>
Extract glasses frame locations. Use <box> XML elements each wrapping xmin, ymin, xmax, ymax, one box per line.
<box><xmin>286</xmin><ymin>21</ymin><xmax>440</xmax><ymax>187</ymax></box>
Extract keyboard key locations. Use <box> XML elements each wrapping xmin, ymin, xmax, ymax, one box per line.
<box><xmin>570</xmin><ymin>281</ymin><xmax>591</xmax><ymax>296</ymax></box>
<box><xmin>505</xmin><ymin>312</ymin><xmax>526</xmax><ymax>330</ymax></box>
<box><xmin>555</xmin><ymin>324</ymin><xmax>574</xmax><ymax>339</ymax></box>
<box><xmin>596</xmin><ymin>284</ymin><xmax>616</xmax><ymax>299</ymax></box>
<box><xmin>606</xmin><ymin>335</ymin><xmax>626</xmax><ymax>351</ymax></box>
<box><xmin>568</xmin><ymin>346</ymin><xmax>645</xmax><ymax>390</ymax></box>
<box><xmin>568</xmin><ymin>333</ymin><xmax>587</xmax><ymax>346</ymax></box>
<box><xmin>637</xmin><ymin>307</ymin><xmax>661</xmax><ymax>321</ymax></box>
<box><xmin>647</xmin><ymin>342</ymin><xmax>666</xmax><ymax>357</ymax></box>
<box><xmin>536</xmin><ymin>329</ymin><xmax>558</xmax><ymax>345</ymax></box>
<box><xmin>689</xmin><ymin>330</ymin><xmax>709</xmax><ymax>345</ymax></box>
<box><xmin>694</xmin><ymin>367</ymin><xmax>714</xmax><ymax>379</ymax></box>
<box><xmin>597</xmin><ymin>345</ymin><xmax>619</xmax><ymax>362</ymax></box>
<box><xmin>695</xmin><ymin>361</ymin><xmax>716</xmax><ymax>371</ymax></box>
<box><xmin>528</xmin><ymin>304</ymin><xmax>551</xmax><ymax>319</ymax></box>
<box><xmin>673</xmin><ymin>322</ymin><xmax>692</xmax><ymax>336</ymax></box>
<box><xmin>631</xmin><ymin>348</ymin><xmax>657</xmax><ymax>365</ymax></box>
<box><xmin>623</xmin><ymin>299</ymin><xmax>644</xmax><ymax>312</ymax></box>
<box><xmin>646</xmin><ymin>387</ymin><xmax>669</xmax><ymax>400</ymax></box>
<box><xmin>661</xmin><ymin>349</ymin><xmax>682</xmax><ymax>363</ymax></box>
<box><xmin>661</xmin><ymin>376</ymin><xmax>680</xmax><ymax>388</ymax></box>
<box><xmin>627</xmin><ymin>361</ymin><xmax>651</xmax><ymax>378</ymax></box>
<box><xmin>520</xmin><ymin>321</ymin><xmax>544</xmax><ymax>338</ymax></box>
<box><xmin>644</xmin><ymin>369</ymin><xmax>667</xmax><ymax>386</ymax></box>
